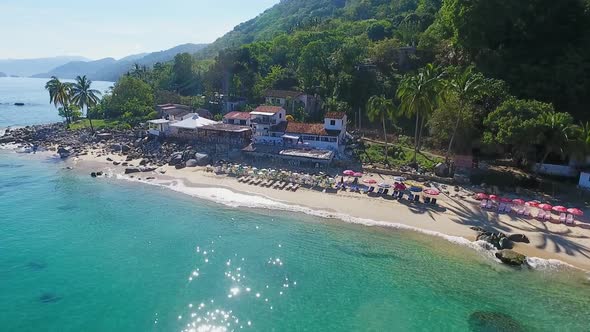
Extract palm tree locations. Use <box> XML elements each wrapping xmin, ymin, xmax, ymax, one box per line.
<box><xmin>397</xmin><ymin>63</ymin><xmax>443</xmax><ymax>163</ymax></box>
<box><xmin>536</xmin><ymin>111</ymin><xmax>575</xmax><ymax>174</ymax></box>
<box><xmin>444</xmin><ymin>66</ymin><xmax>483</xmax><ymax>159</ymax></box>
<box><xmin>71</xmin><ymin>75</ymin><xmax>102</xmax><ymax>132</ymax></box>
<box><xmin>45</xmin><ymin>76</ymin><xmax>74</xmax><ymax>125</ymax></box>
<box><xmin>367</xmin><ymin>95</ymin><xmax>396</xmax><ymax>164</ymax></box>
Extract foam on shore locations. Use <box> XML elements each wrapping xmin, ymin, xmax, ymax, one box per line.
<box><xmin>110</xmin><ymin>172</ymin><xmax>584</xmax><ymax>273</ymax></box>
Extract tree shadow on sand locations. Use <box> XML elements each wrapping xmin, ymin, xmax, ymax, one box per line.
<box><xmin>445</xmin><ymin>199</ymin><xmax>590</xmax><ymax>259</ymax></box>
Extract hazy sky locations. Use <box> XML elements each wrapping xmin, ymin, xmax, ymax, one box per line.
<box><xmin>0</xmin><ymin>0</ymin><xmax>279</xmax><ymax>60</ymax></box>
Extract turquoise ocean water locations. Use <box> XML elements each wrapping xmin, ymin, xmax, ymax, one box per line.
<box><xmin>1</xmin><ymin>151</ymin><xmax>590</xmax><ymax>331</ymax></box>
<box><xmin>1</xmin><ymin>78</ymin><xmax>590</xmax><ymax>331</ymax></box>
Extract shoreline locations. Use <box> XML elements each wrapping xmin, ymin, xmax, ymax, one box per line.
<box><xmin>64</xmin><ymin>148</ymin><xmax>590</xmax><ymax>272</ymax></box>
<box><xmin>2</xmin><ymin>143</ymin><xmax>589</xmax><ymax>272</ymax></box>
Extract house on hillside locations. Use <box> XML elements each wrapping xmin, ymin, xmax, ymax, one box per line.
<box><xmin>250</xmin><ymin>106</ymin><xmax>287</xmax><ymax>138</ymax></box>
<box><xmin>223</xmin><ymin>111</ymin><xmax>251</xmax><ymax>126</ymax></box>
<box><xmin>157</xmin><ymin>103</ymin><xmax>192</xmax><ymax>121</ymax></box>
<box><xmin>263</xmin><ymin>89</ymin><xmax>321</xmax><ymax>114</ymax></box>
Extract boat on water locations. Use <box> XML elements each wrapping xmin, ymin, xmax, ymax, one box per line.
<box><xmin>14</xmin><ymin>102</ymin><xmax>25</xmax><ymax>106</ymax></box>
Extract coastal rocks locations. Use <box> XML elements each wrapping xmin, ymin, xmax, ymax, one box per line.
<box><xmin>185</xmin><ymin>159</ymin><xmax>198</xmax><ymax>167</ymax></box>
<box><xmin>168</xmin><ymin>153</ymin><xmax>183</xmax><ymax>166</ymax></box>
<box><xmin>495</xmin><ymin>250</ymin><xmax>527</xmax><ymax>266</ymax></box>
<box><xmin>112</xmin><ymin>161</ymin><xmax>120</xmax><ymax>166</ymax></box>
<box><xmin>124</xmin><ymin>167</ymin><xmax>141</xmax><ymax>174</ymax></box>
<box><xmin>106</xmin><ymin>157</ymin><xmax>113</xmax><ymax>162</ymax></box>
<box><xmin>90</xmin><ymin>171</ymin><xmax>104</xmax><ymax>178</ymax></box>
<box><xmin>476</xmin><ymin>232</ymin><xmax>510</xmax><ymax>250</ymax></box>
<box><xmin>468</xmin><ymin>311</ymin><xmax>524</xmax><ymax>332</ymax></box>
<box><xmin>139</xmin><ymin>167</ymin><xmax>156</xmax><ymax>173</ymax></box>
<box><xmin>507</xmin><ymin>234</ymin><xmax>530</xmax><ymax>243</ymax></box>
<box><xmin>56</xmin><ymin>146</ymin><xmax>71</xmax><ymax>159</ymax></box>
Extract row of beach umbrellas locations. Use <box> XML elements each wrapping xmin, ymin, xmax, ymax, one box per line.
<box><xmin>343</xmin><ymin>170</ymin><xmax>440</xmax><ymax>196</ymax></box>
<box><xmin>475</xmin><ymin>193</ymin><xmax>584</xmax><ymax>216</ymax></box>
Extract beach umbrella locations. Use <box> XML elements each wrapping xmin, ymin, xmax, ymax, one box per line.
<box><xmin>567</xmin><ymin>208</ymin><xmax>584</xmax><ymax>216</ymax></box>
<box><xmin>475</xmin><ymin>193</ymin><xmax>489</xmax><ymax>200</ymax></box>
<box><xmin>353</xmin><ymin>172</ymin><xmax>363</xmax><ymax>178</ymax></box>
<box><xmin>409</xmin><ymin>186</ymin><xmax>423</xmax><ymax>193</ymax></box>
<box><xmin>423</xmin><ymin>188</ymin><xmax>440</xmax><ymax>196</ymax></box>
<box><xmin>500</xmin><ymin>197</ymin><xmax>512</xmax><ymax>203</ymax></box>
<box><xmin>526</xmin><ymin>200</ymin><xmax>540</xmax><ymax>207</ymax></box>
<box><xmin>363</xmin><ymin>178</ymin><xmax>377</xmax><ymax>184</ymax></box>
<box><xmin>489</xmin><ymin>195</ymin><xmax>499</xmax><ymax>201</ymax></box>
<box><xmin>552</xmin><ymin>206</ymin><xmax>568</xmax><ymax>213</ymax></box>
<box><xmin>512</xmin><ymin>198</ymin><xmax>525</xmax><ymax>205</ymax></box>
<box><xmin>378</xmin><ymin>183</ymin><xmax>391</xmax><ymax>188</ymax></box>
<box><xmin>393</xmin><ymin>176</ymin><xmax>406</xmax><ymax>182</ymax></box>
<box><xmin>343</xmin><ymin>170</ymin><xmax>355</xmax><ymax>176</ymax></box>
<box><xmin>394</xmin><ymin>183</ymin><xmax>407</xmax><ymax>191</ymax></box>
<box><xmin>538</xmin><ymin>203</ymin><xmax>553</xmax><ymax>211</ymax></box>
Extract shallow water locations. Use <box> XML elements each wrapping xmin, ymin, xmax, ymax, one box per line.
<box><xmin>1</xmin><ymin>150</ymin><xmax>590</xmax><ymax>331</ymax></box>
<box><xmin>0</xmin><ymin>77</ymin><xmax>112</xmax><ymax>128</ymax></box>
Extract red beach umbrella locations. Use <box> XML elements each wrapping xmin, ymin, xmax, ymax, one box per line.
<box><xmin>489</xmin><ymin>195</ymin><xmax>499</xmax><ymax>201</ymax></box>
<box><xmin>500</xmin><ymin>197</ymin><xmax>512</xmax><ymax>203</ymax></box>
<box><xmin>475</xmin><ymin>193</ymin><xmax>489</xmax><ymax>200</ymax></box>
<box><xmin>552</xmin><ymin>206</ymin><xmax>568</xmax><ymax>213</ymax></box>
<box><xmin>424</xmin><ymin>189</ymin><xmax>440</xmax><ymax>196</ymax></box>
<box><xmin>363</xmin><ymin>178</ymin><xmax>377</xmax><ymax>184</ymax></box>
<box><xmin>526</xmin><ymin>201</ymin><xmax>540</xmax><ymax>207</ymax></box>
<box><xmin>537</xmin><ymin>203</ymin><xmax>553</xmax><ymax>211</ymax></box>
<box><xmin>343</xmin><ymin>170</ymin><xmax>355</xmax><ymax>176</ymax></box>
<box><xmin>567</xmin><ymin>208</ymin><xmax>584</xmax><ymax>216</ymax></box>
<box><xmin>394</xmin><ymin>183</ymin><xmax>407</xmax><ymax>191</ymax></box>
<box><xmin>512</xmin><ymin>199</ymin><xmax>525</xmax><ymax>205</ymax></box>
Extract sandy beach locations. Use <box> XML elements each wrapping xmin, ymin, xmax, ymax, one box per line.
<box><xmin>71</xmin><ymin>149</ymin><xmax>590</xmax><ymax>272</ymax></box>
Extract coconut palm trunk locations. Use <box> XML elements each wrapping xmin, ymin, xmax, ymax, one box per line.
<box><xmin>413</xmin><ymin>112</ymin><xmax>420</xmax><ymax>163</ymax></box>
<box><xmin>382</xmin><ymin>114</ymin><xmax>388</xmax><ymax>164</ymax></box>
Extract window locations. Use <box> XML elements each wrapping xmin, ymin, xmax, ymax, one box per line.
<box><xmin>240</xmin><ymin>120</ymin><xmax>246</xmax><ymax>125</ymax></box>
<box><xmin>279</xmin><ymin>113</ymin><xmax>282</xmax><ymax>119</ymax></box>
<box><xmin>330</xmin><ymin>120</ymin><xmax>336</xmax><ymax>126</ymax></box>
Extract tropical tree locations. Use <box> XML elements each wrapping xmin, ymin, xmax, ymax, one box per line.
<box><xmin>367</xmin><ymin>95</ymin><xmax>396</xmax><ymax>163</ymax></box>
<box><xmin>536</xmin><ymin>111</ymin><xmax>576</xmax><ymax>174</ymax></box>
<box><xmin>71</xmin><ymin>75</ymin><xmax>102</xmax><ymax>132</ymax></box>
<box><xmin>397</xmin><ymin>63</ymin><xmax>443</xmax><ymax>163</ymax></box>
<box><xmin>45</xmin><ymin>76</ymin><xmax>74</xmax><ymax>126</ymax></box>
<box><xmin>443</xmin><ymin>66</ymin><xmax>483</xmax><ymax>159</ymax></box>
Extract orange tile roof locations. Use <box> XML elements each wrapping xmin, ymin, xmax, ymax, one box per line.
<box><xmin>325</xmin><ymin>112</ymin><xmax>346</xmax><ymax>119</ymax></box>
<box><xmin>223</xmin><ymin>111</ymin><xmax>251</xmax><ymax>120</ymax></box>
<box><xmin>285</xmin><ymin>122</ymin><xmax>328</xmax><ymax>136</ymax></box>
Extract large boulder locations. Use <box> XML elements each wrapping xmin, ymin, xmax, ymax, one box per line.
<box><xmin>434</xmin><ymin>162</ymin><xmax>449</xmax><ymax>177</ymax></box>
<box><xmin>57</xmin><ymin>146</ymin><xmax>71</xmax><ymax>159</ymax></box>
<box><xmin>168</xmin><ymin>153</ymin><xmax>183</xmax><ymax>166</ymax></box>
<box><xmin>185</xmin><ymin>159</ymin><xmax>198</xmax><ymax>167</ymax></box>
<box><xmin>507</xmin><ymin>234</ymin><xmax>530</xmax><ymax>243</ymax></box>
<box><xmin>495</xmin><ymin>250</ymin><xmax>527</xmax><ymax>266</ymax></box>
<box><xmin>124</xmin><ymin>167</ymin><xmax>141</xmax><ymax>174</ymax></box>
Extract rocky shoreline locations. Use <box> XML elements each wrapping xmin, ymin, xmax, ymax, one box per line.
<box><xmin>0</xmin><ymin>123</ymin><xmax>211</xmax><ymax>171</ymax></box>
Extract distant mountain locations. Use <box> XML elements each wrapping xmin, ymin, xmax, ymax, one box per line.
<box><xmin>0</xmin><ymin>56</ymin><xmax>89</xmax><ymax>77</ymax></box>
<box><xmin>33</xmin><ymin>43</ymin><xmax>208</xmax><ymax>81</ymax></box>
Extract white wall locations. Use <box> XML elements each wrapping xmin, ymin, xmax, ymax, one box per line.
<box><xmin>579</xmin><ymin>172</ymin><xmax>590</xmax><ymax>189</ymax></box>
<box><xmin>534</xmin><ymin>163</ymin><xmax>578</xmax><ymax>177</ymax></box>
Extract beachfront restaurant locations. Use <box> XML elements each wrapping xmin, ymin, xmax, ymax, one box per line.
<box><xmin>197</xmin><ymin>123</ymin><xmax>253</xmax><ymax>147</ymax></box>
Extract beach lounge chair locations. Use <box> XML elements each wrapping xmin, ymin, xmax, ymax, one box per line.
<box><xmin>413</xmin><ymin>195</ymin><xmax>420</xmax><ymax>202</ymax></box>
<box><xmin>285</xmin><ymin>183</ymin><xmax>293</xmax><ymax>190</ymax></box>
<box><xmin>280</xmin><ymin>182</ymin><xmax>288</xmax><ymax>190</ymax></box>
<box><xmin>377</xmin><ymin>188</ymin><xmax>384</xmax><ymax>195</ymax></box>
<box><xmin>544</xmin><ymin>213</ymin><xmax>551</xmax><ymax>221</ymax></box>
<box><xmin>291</xmin><ymin>184</ymin><xmax>300</xmax><ymax>192</ymax></box>
<box><xmin>381</xmin><ymin>189</ymin><xmax>389</xmax><ymax>196</ymax></box>
<box><xmin>486</xmin><ymin>200</ymin><xmax>493</xmax><ymax>209</ymax></box>
<box><xmin>498</xmin><ymin>203</ymin><xmax>505</xmax><ymax>212</ymax></box>
<box><xmin>431</xmin><ymin>198</ymin><xmax>438</xmax><ymax>206</ymax></box>
<box><xmin>424</xmin><ymin>196</ymin><xmax>431</xmax><ymax>204</ymax></box>
<box><xmin>559</xmin><ymin>213</ymin><xmax>566</xmax><ymax>223</ymax></box>
<box><xmin>566</xmin><ymin>214</ymin><xmax>575</xmax><ymax>225</ymax></box>
<box><xmin>480</xmin><ymin>199</ymin><xmax>487</xmax><ymax>208</ymax></box>
<box><xmin>367</xmin><ymin>187</ymin><xmax>375</xmax><ymax>194</ymax></box>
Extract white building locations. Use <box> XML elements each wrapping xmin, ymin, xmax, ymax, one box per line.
<box><xmin>250</xmin><ymin>106</ymin><xmax>286</xmax><ymax>138</ymax></box>
<box><xmin>223</xmin><ymin>111</ymin><xmax>251</xmax><ymax>126</ymax></box>
<box><xmin>169</xmin><ymin>114</ymin><xmax>218</xmax><ymax>139</ymax></box>
<box><xmin>148</xmin><ymin>119</ymin><xmax>171</xmax><ymax>137</ymax></box>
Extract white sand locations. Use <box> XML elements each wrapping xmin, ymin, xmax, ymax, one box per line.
<box><xmin>72</xmin><ymin>150</ymin><xmax>590</xmax><ymax>271</ymax></box>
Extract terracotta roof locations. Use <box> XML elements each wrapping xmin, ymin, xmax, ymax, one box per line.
<box><xmin>264</xmin><ymin>90</ymin><xmax>304</xmax><ymax>99</ymax></box>
<box><xmin>325</xmin><ymin>112</ymin><xmax>346</xmax><ymax>119</ymax></box>
<box><xmin>254</xmin><ymin>106</ymin><xmax>285</xmax><ymax>114</ymax></box>
<box><xmin>223</xmin><ymin>111</ymin><xmax>251</xmax><ymax>120</ymax></box>
<box><xmin>285</xmin><ymin>122</ymin><xmax>330</xmax><ymax>136</ymax></box>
